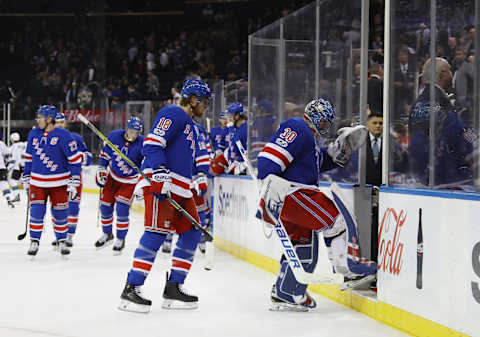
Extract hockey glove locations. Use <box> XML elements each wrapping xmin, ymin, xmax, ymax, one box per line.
<box><xmin>20</xmin><ymin>173</ymin><xmax>30</xmax><ymax>190</ymax></box>
<box><xmin>68</xmin><ymin>175</ymin><xmax>81</xmax><ymax>200</ymax></box>
<box><xmin>327</xmin><ymin>125</ymin><xmax>368</xmax><ymax>167</ymax></box>
<box><xmin>150</xmin><ymin>166</ymin><xmax>172</xmax><ymax>201</ymax></box>
<box><xmin>193</xmin><ymin>173</ymin><xmax>208</xmax><ymax>197</ymax></box>
<box><xmin>96</xmin><ymin>167</ymin><xmax>108</xmax><ymax>188</ymax></box>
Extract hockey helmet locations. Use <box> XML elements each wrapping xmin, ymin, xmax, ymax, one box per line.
<box><xmin>304</xmin><ymin>98</ymin><xmax>335</xmax><ymax>135</ymax></box>
<box><xmin>55</xmin><ymin>112</ymin><xmax>66</xmax><ymax>121</ymax></box>
<box><xmin>181</xmin><ymin>79</ymin><xmax>212</xmax><ymax>100</ymax></box>
<box><xmin>257</xmin><ymin>99</ymin><xmax>274</xmax><ymax>113</ymax></box>
<box><xmin>10</xmin><ymin>132</ymin><xmax>20</xmax><ymax>143</ymax></box>
<box><xmin>225</xmin><ymin>102</ymin><xmax>245</xmax><ymax>117</ymax></box>
<box><xmin>37</xmin><ymin>105</ymin><xmax>58</xmax><ymax>120</ymax></box>
<box><xmin>126</xmin><ymin>116</ymin><xmax>143</xmax><ymax>132</ymax></box>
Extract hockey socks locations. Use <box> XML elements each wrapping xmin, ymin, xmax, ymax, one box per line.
<box><xmin>128</xmin><ymin>231</ymin><xmax>166</xmax><ymax>286</ymax></box>
<box><xmin>169</xmin><ymin>228</ymin><xmax>201</xmax><ymax>284</ymax></box>
<box><xmin>67</xmin><ymin>200</ymin><xmax>80</xmax><ymax>235</ymax></box>
<box><xmin>115</xmin><ymin>201</ymin><xmax>130</xmax><ymax>240</ymax></box>
<box><xmin>100</xmin><ymin>202</ymin><xmax>114</xmax><ymax>234</ymax></box>
<box><xmin>29</xmin><ymin>203</ymin><xmax>46</xmax><ymax>240</ymax></box>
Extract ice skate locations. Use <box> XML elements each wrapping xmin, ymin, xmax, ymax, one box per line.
<box><xmin>11</xmin><ymin>194</ymin><xmax>20</xmax><ymax>203</ymax></box>
<box><xmin>161</xmin><ymin>240</ymin><xmax>171</xmax><ymax>254</ymax></box>
<box><xmin>6</xmin><ymin>197</ymin><xmax>15</xmax><ymax>208</ymax></box>
<box><xmin>162</xmin><ymin>273</ymin><xmax>198</xmax><ymax>310</ymax></box>
<box><xmin>118</xmin><ymin>282</ymin><xmax>151</xmax><ymax>313</ymax></box>
<box><xmin>65</xmin><ymin>233</ymin><xmax>73</xmax><ymax>248</ymax></box>
<box><xmin>27</xmin><ymin>239</ymin><xmax>39</xmax><ymax>257</ymax></box>
<box><xmin>198</xmin><ymin>241</ymin><xmax>206</xmax><ymax>254</ymax></box>
<box><xmin>269</xmin><ymin>285</ymin><xmax>316</xmax><ymax>312</ymax></box>
<box><xmin>58</xmin><ymin>240</ymin><xmax>70</xmax><ymax>258</ymax></box>
<box><xmin>94</xmin><ymin>232</ymin><xmax>114</xmax><ymax>249</ymax></box>
<box><xmin>112</xmin><ymin>239</ymin><xmax>125</xmax><ymax>255</ymax></box>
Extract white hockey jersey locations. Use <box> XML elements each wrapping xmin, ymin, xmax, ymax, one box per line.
<box><xmin>0</xmin><ymin>141</ymin><xmax>10</xmax><ymax>170</ymax></box>
<box><xmin>10</xmin><ymin>141</ymin><xmax>27</xmax><ymax>170</ymax></box>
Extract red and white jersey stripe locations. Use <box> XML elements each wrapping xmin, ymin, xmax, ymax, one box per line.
<box><xmin>195</xmin><ymin>154</ymin><xmax>210</xmax><ymax>167</ymax></box>
<box><xmin>68</xmin><ymin>152</ymin><xmax>83</xmax><ymax>165</ymax></box>
<box><xmin>109</xmin><ymin>166</ymin><xmax>139</xmax><ymax>184</ymax></box>
<box><xmin>143</xmin><ymin>133</ymin><xmax>167</xmax><ymax>148</ymax></box>
<box><xmin>31</xmin><ymin>171</ymin><xmax>70</xmax><ymax>188</ymax></box>
<box><xmin>258</xmin><ymin>143</ymin><xmax>294</xmax><ymax>171</ymax></box>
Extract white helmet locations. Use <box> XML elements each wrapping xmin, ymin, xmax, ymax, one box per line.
<box><xmin>10</xmin><ymin>132</ymin><xmax>20</xmax><ymax>143</ymax></box>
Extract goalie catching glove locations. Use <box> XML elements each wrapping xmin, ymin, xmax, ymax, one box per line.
<box><xmin>150</xmin><ymin>166</ymin><xmax>172</xmax><ymax>200</ymax></box>
<box><xmin>327</xmin><ymin>125</ymin><xmax>368</xmax><ymax>167</ymax></box>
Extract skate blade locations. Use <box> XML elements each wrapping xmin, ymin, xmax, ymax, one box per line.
<box><xmin>118</xmin><ymin>299</ymin><xmax>151</xmax><ymax>313</ymax></box>
<box><xmin>113</xmin><ymin>250</ymin><xmax>123</xmax><ymax>256</ymax></box>
<box><xmin>95</xmin><ymin>240</ymin><xmax>114</xmax><ymax>250</ymax></box>
<box><xmin>61</xmin><ymin>254</ymin><xmax>70</xmax><ymax>260</ymax></box>
<box><xmin>204</xmin><ymin>265</ymin><xmax>212</xmax><ymax>271</ymax></box>
<box><xmin>162</xmin><ymin>299</ymin><xmax>198</xmax><ymax>310</ymax></box>
<box><xmin>340</xmin><ymin>274</ymin><xmax>376</xmax><ymax>291</ymax></box>
<box><xmin>29</xmin><ymin>255</ymin><xmax>37</xmax><ymax>261</ymax></box>
<box><xmin>269</xmin><ymin>302</ymin><xmax>309</xmax><ymax>312</ymax></box>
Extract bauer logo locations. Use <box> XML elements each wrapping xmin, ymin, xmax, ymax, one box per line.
<box><xmin>471</xmin><ymin>242</ymin><xmax>480</xmax><ymax>304</ymax></box>
<box><xmin>378</xmin><ymin>208</ymin><xmax>406</xmax><ymax>275</ymax></box>
<box><xmin>217</xmin><ymin>184</ymin><xmax>248</xmax><ymax>221</ymax></box>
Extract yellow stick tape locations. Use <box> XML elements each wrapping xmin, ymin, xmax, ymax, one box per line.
<box><xmin>99</xmin><ymin>199</ymin><xmax>468</xmax><ymax>337</ymax></box>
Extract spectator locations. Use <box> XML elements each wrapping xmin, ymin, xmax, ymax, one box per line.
<box><xmin>367</xmin><ymin>63</ymin><xmax>383</xmax><ymax>114</ymax></box>
<box><xmin>146</xmin><ymin>71</ymin><xmax>159</xmax><ymax>98</ymax></box>
<box><xmin>66</xmin><ymin>81</ymin><xmax>79</xmax><ymax>109</ymax></box>
<box><xmin>408</xmin><ymin>57</ymin><xmax>473</xmax><ymax>187</ymax></box>
<box><xmin>365</xmin><ymin>112</ymin><xmax>383</xmax><ymax>186</ymax></box>
<box><xmin>393</xmin><ymin>48</ymin><xmax>415</xmax><ymax>119</ymax></box>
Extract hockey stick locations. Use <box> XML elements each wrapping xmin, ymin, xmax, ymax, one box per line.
<box><xmin>77</xmin><ymin>113</ymin><xmax>213</xmax><ymax>242</ymax></box>
<box><xmin>234</xmin><ymin>139</ymin><xmax>273</xmax><ymax>239</ymax></box>
<box><xmin>96</xmin><ymin>187</ymin><xmax>102</xmax><ymax>228</ymax></box>
<box><xmin>17</xmin><ymin>188</ymin><xmax>30</xmax><ymax>240</ymax></box>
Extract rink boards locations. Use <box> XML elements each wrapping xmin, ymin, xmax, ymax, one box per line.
<box><xmin>80</xmin><ymin>167</ymin><xmax>477</xmax><ymax>336</ymax></box>
<box><xmin>212</xmin><ymin>175</ymin><xmax>478</xmax><ymax>337</ymax></box>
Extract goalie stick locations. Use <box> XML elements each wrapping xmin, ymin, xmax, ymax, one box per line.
<box><xmin>76</xmin><ymin>113</ymin><xmax>213</xmax><ymax>242</ymax></box>
<box><xmin>234</xmin><ymin>140</ymin><xmax>343</xmax><ymax>285</ymax></box>
<box><xmin>17</xmin><ymin>188</ymin><xmax>30</xmax><ymax>240</ymax></box>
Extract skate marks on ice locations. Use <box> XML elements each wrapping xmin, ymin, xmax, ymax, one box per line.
<box><xmin>0</xmin><ymin>193</ymin><xmax>406</xmax><ymax>337</ymax></box>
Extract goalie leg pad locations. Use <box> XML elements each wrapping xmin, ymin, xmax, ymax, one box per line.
<box><xmin>273</xmin><ymin>232</ymin><xmax>319</xmax><ymax>304</ymax></box>
<box><xmin>128</xmin><ymin>231</ymin><xmax>165</xmax><ymax>286</ymax></box>
<box><xmin>330</xmin><ymin>190</ymin><xmax>377</xmax><ymax>276</ymax></box>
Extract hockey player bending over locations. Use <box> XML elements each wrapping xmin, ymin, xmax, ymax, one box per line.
<box><xmin>52</xmin><ymin>112</ymin><xmax>93</xmax><ymax>248</ymax></box>
<box><xmin>119</xmin><ymin>79</ymin><xmax>211</xmax><ymax>313</ymax></box>
<box><xmin>0</xmin><ymin>138</ymin><xmax>13</xmax><ymax>207</ymax></box>
<box><xmin>95</xmin><ymin>117</ymin><xmax>144</xmax><ymax>254</ymax></box>
<box><xmin>22</xmin><ymin>105</ymin><xmax>82</xmax><ymax>257</ymax></box>
<box><xmin>257</xmin><ymin>99</ymin><xmax>376</xmax><ymax>311</ymax></box>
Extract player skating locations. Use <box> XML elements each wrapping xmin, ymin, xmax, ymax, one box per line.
<box><xmin>95</xmin><ymin>117</ymin><xmax>144</xmax><ymax>255</ymax></box>
<box><xmin>7</xmin><ymin>132</ymin><xmax>26</xmax><ymax>204</ymax></box>
<box><xmin>119</xmin><ymin>79</ymin><xmax>211</xmax><ymax>313</ymax></box>
<box><xmin>0</xmin><ymin>137</ymin><xmax>14</xmax><ymax>207</ymax></box>
<box><xmin>51</xmin><ymin>112</ymin><xmax>92</xmax><ymax>248</ymax></box>
<box><xmin>21</xmin><ymin>105</ymin><xmax>82</xmax><ymax>257</ymax></box>
<box><xmin>257</xmin><ymin>98</ymin><xmax>376</xmax><ymax>311</ymax></box>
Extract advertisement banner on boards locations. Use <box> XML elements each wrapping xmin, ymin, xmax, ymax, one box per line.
<box><xmin>378</xmin><ymin>189</ymin><xmax>480</xmax><ymax>336</ymax></box>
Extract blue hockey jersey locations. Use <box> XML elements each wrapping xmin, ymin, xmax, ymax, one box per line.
<box><xmin>24</xmin><ymin>127</ymin><xmax>82</xmax><ymax>188</ymax></box>
<box><xmin>210</xmin><ymin>125</ymin><xmax>225</xmax><ymax>154</ymax></box>
<box><xmin>227</xmin><ymin>122</ymin><xmax>247</xmax><ymax>163</ymax></box>
<box><xmin>98</xmin><ymin>129</ymin><xmax>144</xmax><ymax>184</ymax></box>
<box><xmin>193</xmin><ymin>123</ymin><xmax>211</xmax><ymax>175</ymax></box>
<box><xmin>71</xmin><ymin>132</ymin><xmax>93</xmax><ymax>166</ymax></box>
<box><xmin>257</xmin><ymin>117</ymin><xmax>337</xmax><ymax>185</ymax></box>
<box><xmin>143</xmin><ymin>105</ymin><xmax>198</xmax><ymax>198</ymax></box>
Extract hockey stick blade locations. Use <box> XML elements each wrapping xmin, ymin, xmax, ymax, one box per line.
<box><xmin>17</xmin><ymin>188</ymin><xmax>30</xmax><ymax>240</ymax></box>
<box><xmin>340</xmin><ymin>274</ymin><xmax>376</xmax><ymax>291</ymax></box>
<box><xmin>77</xmin><ymin>113</ymin><xmax>213</xmax><ymax>242</ymax></box>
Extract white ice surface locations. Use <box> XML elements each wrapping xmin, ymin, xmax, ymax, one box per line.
<box><xmin>0</xmin><ymin>192</ymin><xmax>406</xmax><ymax>337</ymax></box>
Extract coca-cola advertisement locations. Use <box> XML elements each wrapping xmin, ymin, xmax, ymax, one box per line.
<box><xmin>378</xmin><ymin>207</ymin><xmax>406</xmax><ymax>276</ymax></box>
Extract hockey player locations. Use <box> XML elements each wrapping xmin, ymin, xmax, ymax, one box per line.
<box><xmin>257</xmin><ymin>98</ymin><xmax>376</xmax><ymax>311</ymax></box>
<box><xmin>119</xmin><ymin>79</ymin><xmax>211</xmax><ymax>313</ymax></box>
<box><xmin>95</xmin><ymin>116</ymin><xmax>144</xmax><ymax>254</ymax></box>
<box><xmin>8</xmin><ymin>132</ymin><xmax>26</xmax><ymax>204</ymax></box>
<box><xmin>210</xmin><ymin>102</ymin><xmax>247</xmax><ymax>176</ymax></box>
<box><xmin>22</xmin><ymin>105</ymin><xmax>82</xmax><ymax>256</ymax></box>
<box><xmin>52</xmin><ymin>112</ymin><xmax>93</xmax><ymax>247</ymax></box>
<box><xmin>0</xmin><ymin>138</ymin><xmax>13</xmax><ymax>207</ymax></box>
<box><xmin>209</xmin><ymin>111</ymin><xmax>228</xmax><ymax>156</ymax></box>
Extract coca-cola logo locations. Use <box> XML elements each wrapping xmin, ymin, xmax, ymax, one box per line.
<box><xmin>378</xmin><ymin>208</ymin><xmax>406</xmax><ymax>275</ymax></box>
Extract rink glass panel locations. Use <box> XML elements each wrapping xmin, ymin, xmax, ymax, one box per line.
<box><xmin>248</xmin><ymin>0</ymin><xmax>362</xmax><ymax>183</ymax></box>
<box><xmin>387</xmin><ymin>0</ymin><xmax>480</xmax><ymax>192</ymax></box>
